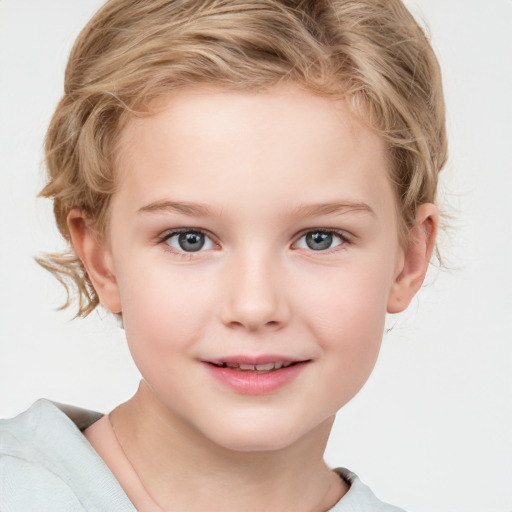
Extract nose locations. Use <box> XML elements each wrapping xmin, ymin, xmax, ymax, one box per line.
<box><xmin>219</xmin><ymin>250</ymin><xmax>291</xmax><ymax>332</ymax></box>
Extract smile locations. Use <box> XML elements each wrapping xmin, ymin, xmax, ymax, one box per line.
<box><xmin>203</xmin><ymin>357</ymin><xmax>310</xmax><ymax>395</ymax></box>
<box><xmin>209</xmin><ymin>361</ymin><xmax>299</xmax><ymax>372</ymax></box>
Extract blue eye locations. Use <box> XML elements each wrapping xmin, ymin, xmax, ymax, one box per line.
<box><xmin>164</xmin><ymin>231</ymin><xmax>215</xmax><ymax>252</ymax></box>
<box><xmin>295</xmin><ymin>230</ymin><xmax>345</xmax><ymax>251</ymax></box>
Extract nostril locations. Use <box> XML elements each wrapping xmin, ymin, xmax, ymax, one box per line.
<box><xmin>219</xmin><ymin>291</ymin><xmax>290</xmax><ymax>331</ymax></box>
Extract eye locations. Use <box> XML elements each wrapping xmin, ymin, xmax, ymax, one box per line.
<box><xmin>295</xmin><ymin>230</ymin><xmax>346</xmax><ymax>251</ymax></box>
<box><xmin>163</xmin><ymin>230</ymin><xmax>215</xmax><ymax>253</ymax></box>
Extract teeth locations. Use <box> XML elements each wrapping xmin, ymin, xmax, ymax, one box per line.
<box><xmin>216</xmin><ymin>361</ymin><xmax>296</xmax><ymax>371</ymax></box>
<box><xmin>255</xmin><ymin>363</ymin><xmax>275</xmax><ymax>371</ymax></box>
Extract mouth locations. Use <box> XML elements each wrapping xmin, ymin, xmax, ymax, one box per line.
<box><xmin>203</xmin><ymin>356</ymin><xmax>310</xmax><ymax>394</ymax></box>
<box><xmin>207</xmin><ymin>361</ymin><xmax>302</xmax><ymax>373</ymax></box>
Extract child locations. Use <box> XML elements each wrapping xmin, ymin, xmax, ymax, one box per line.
<box><xmin>0</xmin><ymin>0</ymin><xmax>447</xmax><ymax>510</ymax></box>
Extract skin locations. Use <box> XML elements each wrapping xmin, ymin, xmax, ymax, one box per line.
<box><xmin>71</xmin><ymin>85</ymin><xmax>437</xmax><ymax>511</ymax></box>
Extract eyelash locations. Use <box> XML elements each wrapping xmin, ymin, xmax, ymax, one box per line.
<box><xmin>156</xmin><ymin>228</ymin><xmax>350</xmax><ymax>258</ymax></box>
<box><xmin>157</xmin><ymin>228</ymin><xmax>217</xmax><ymax>260</ymax></box>
<box><xmin>294</xmin><ymin>229</ymin><xmax>349</xmax><ymax>254</ymax></box>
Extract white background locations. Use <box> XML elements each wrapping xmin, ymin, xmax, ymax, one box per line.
<box><xmin>0</xmin><ymin>1</ymin><xmax>511</xmax><ymax>511</ymax></box>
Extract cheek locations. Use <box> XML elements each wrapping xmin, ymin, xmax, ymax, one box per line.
<box><xmin>298</xmin><ymin>262</ymin><xmax>391</xmax><ymax>387</ymax></box>
<box><xmin>301</xmin><ymin>260</ymin><xmax>390</xmax><ymax>335</ymax></box>
<box><xmin>116</xmin><ymin>262</ymin><xmax>217</xmax><ymax>361</ymax></box>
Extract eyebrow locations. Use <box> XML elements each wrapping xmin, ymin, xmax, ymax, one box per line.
<box><xmin>138</xmin><ymin>200</ymin><xmax>217</xmax><ymax>217</ymax></box>
<box><xmin>291</xmin><ymin>201</ymin><xmax>375</xmax><ymax>218</ymax></box>
<box><xmin>137</xmin><ymin>199</ymin><xmax>374</xmax><ymax>218</ymax></box>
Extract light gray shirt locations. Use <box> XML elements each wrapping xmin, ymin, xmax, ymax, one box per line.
<box><xmin>0</xmin><ymin>400</ymin><xmax>405</xmax><ymax>511</ymax></box>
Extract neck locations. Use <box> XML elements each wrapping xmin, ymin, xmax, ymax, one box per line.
<box><xmin>108</xmin><ymin>380</ymin><xmax>347</xmax><ymax>512</ymax></box>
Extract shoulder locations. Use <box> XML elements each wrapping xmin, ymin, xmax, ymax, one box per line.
<box><xmin>0</xmin><ymin>399</ymin><xmax>102</xmax><ymax>470</ymax></box>
<box><xmin>329</xmin><ymin>468</ymin><xmax>407</xmax><ymax>512</ymax></box>
<box><xmin>0</xmin><ymin>399</ymin><xmax>135</xmax><ymax>512</ymax></box>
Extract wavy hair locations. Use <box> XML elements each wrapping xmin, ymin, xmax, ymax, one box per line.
<box><xmin>39</xmin><ymin>0</ymin><xmax>447</xmax><ymax>316</ymax></box>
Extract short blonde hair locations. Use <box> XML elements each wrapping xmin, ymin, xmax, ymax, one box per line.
<box><xmin>39</xmin><ymin>0</ymin><xmax>447</xmax><ymax>316</ymax></box>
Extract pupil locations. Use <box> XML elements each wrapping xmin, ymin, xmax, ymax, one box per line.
<box><xmin>178</xmin><ymin>232</ymin><xmax>205</xmax><ymax>252</ymax></box>
<box><xmin>306</xmin><ymin>232</ymin><xmax>332</xmax><ymax>250</ymax></box>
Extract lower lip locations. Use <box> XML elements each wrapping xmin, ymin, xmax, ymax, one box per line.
<box><xmin>204</xmin><ymin>362</ymin><xmax>308</xmax><ymax>395</ymax></box>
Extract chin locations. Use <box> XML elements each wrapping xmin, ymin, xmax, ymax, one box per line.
<box><xmin>203</xmin><ymin>417</ymin><xmax>318</xmax><ymax>453</ymax></box>
<box><xmin>215</xmin><ymin>433</ymin><xmax>298</xmax><ymax>453</ymax></box>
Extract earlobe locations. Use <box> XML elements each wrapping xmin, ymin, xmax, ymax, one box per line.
<box><xmin>387</xmin><ymin>204</ymin><xmax>438</xmax><ymax>314</ymax></box>
<box><xmin>67</xmin><ymin>209</ymin><xmax>122</xmax><ymax>314</ymax></box>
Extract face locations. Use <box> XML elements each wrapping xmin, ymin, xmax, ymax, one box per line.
<box><xmin>98</xmin><ymin>85</ymin><xmax>407</xmax><ymax>451</ymax></box>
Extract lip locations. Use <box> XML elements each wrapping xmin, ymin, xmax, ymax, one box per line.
<box><xmin>205</xmin><ymin>354</ymin><xmax>305</xmax><ymax>366</ymax></box>
<box><xmin>202</xmin><ymin>355</ymin><xmax>310</xmax><ymax>395</ymax></box>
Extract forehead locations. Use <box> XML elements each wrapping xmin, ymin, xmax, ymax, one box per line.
<box><xmin>113</xmin><ymin>85</ymin><xmax>394</xmax><ymax>220</ymax></box>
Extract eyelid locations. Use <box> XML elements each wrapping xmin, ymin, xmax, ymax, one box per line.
<box><xmin>157</xmin><ymin>227</ymin><xmax>219</xmax><ymax>254</ymax></box>
<box><xmin>155</xmin><ymin>227</ymin><xmax>351</xmax><ymax>256</ymax></box>
<box><xmin>158</xmin><ymin>226</ymin><xmax>205</xmax><ymax>240</ymax></box>
<box><xmin>292</xmin><ymin>228</ymin><xmax>350</xmax><ymax>251</ymax></box>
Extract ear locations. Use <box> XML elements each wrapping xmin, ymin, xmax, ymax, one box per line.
<box><xmin>67</xmin><ymin>209</ymin><xmax>122</xmax><ymax>314</ymax></box>
<box><xmin>387</xmin><ymin>203</ymin><xmax>439</xmax><ymax>314</ymax></box>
